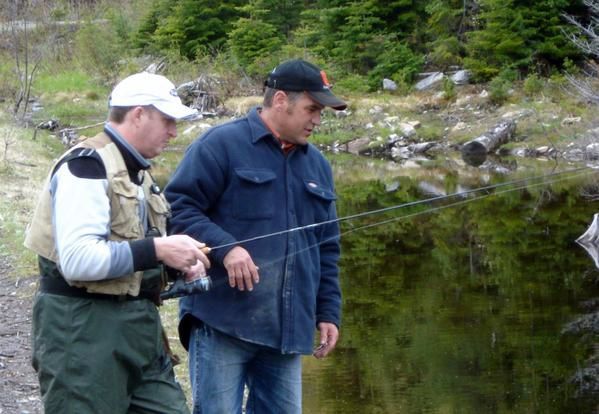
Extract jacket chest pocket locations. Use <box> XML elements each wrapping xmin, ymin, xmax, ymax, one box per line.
<box><xmin>233</xmin><ymin>168</ymin><xmax>276</xmax><ymax>220</ymax></box>
<box><xmin>110</xmin><ymin>176</ymin><xmax>142</xmax><ymax>239</ymax></box>
<box><xmin>302</xmin><ymin>179</ymin><xmax>337</xmax><ymax>224</ymax></box>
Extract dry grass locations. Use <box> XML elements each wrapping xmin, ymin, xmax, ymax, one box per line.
<box><xmin>0</xmin><ymin>127</ymin><xmax>61</xmax><ymax>276</ymax></box>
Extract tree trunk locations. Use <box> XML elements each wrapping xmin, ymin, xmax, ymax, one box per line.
<box><xmin>461</xmin><ymin>120</ymin><xmax>516</xmax><ymax>157</ymax></box>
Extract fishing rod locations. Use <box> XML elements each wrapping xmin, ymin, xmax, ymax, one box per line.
<box><xmin>249</xmin><ymin>166</ymin><xmax>595</xmax><ymax>271</ymax></box>
<box><xmin>209</xmin><ymin>165</ymin><xmax>593</xmax><ymax>252</ymax></box>
<box><xmin>161</xmin><ymin>166</ymin><xmax>596</xmax><ymax>299</ymax></box>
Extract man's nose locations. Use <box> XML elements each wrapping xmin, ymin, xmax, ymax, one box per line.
<box><xmin>312</xmin><ymin>111</ymin><xmax>322</xmax><ymax>126</ymax></box>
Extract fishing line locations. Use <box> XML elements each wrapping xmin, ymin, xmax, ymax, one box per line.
<box><xmin>209</xmin><ymin>166</ymin><xmax>594</xmax><ymax>252</ymax></box>
<box><xmin>248</xmin><ymin>166</ymin><xmax>595</xmax><ymax>270</ymax></box>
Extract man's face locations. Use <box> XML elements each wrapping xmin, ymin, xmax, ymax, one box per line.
<box><xmin>278</xmin><ymin>92</ymin><xmax>324</xmax><ymax>145</ymax></box>
<box><xmin>137</xmin><ymin>107</ymin><xmax>177</xmax><ymax>159</ymax></box>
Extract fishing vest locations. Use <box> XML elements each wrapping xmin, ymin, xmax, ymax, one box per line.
<box><xmin>24</xmin><ymin>132</ymin><xmax>170</xmax><ymax>296</ymax></box>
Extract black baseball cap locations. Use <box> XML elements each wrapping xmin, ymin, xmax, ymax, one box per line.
<box><xmin>265</xmin><ymin>59</ymin><xmax>347</xmax><ymax>110</ymax></box>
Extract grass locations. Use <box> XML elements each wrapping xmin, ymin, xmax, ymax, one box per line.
<box><xmin>33</xmin><ymin>69</ymin><xmax>108</xmax><ymax>125</ymax></box>
<box><xmin>0</xmin><ymin>126</ymin><xmax>62</xmax><ymax>276</ymax></box>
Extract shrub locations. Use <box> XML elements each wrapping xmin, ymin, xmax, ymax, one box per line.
<box><xmin>488</xmin><ymin>76</ymin><xmax>511</xmax><ymax>105</ymax></box>
<box><xmin>523</xmin><ymin>73</ymin><xmax>543</xmax><ymax>97</ymax></box>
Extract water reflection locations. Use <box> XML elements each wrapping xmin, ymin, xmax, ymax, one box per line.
<box><xmin>301</xmin><ymin>157</ymin><xmax>599</xmax><ymax>414</ymax></box>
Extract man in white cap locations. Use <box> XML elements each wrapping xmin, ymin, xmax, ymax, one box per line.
<box><xmin>25</xmin><ymin>72</ymin><xmax>209</xmax><ymax>413</ymax></box>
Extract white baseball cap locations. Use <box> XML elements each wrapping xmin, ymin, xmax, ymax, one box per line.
<box><xmin>109</xmin><ymin>72</ymin><xmax>198</xmax><ymax>120</ymax></box>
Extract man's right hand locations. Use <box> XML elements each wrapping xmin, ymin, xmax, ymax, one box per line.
<box><xmin>223</xmin><ymin>246</ymin><xmax>260</xmax><ymax>291</ymax></box>
<box><xmin>154</xmin><ymin>235</ymin><xmax>211</xmax><ymax>274</ymax></box>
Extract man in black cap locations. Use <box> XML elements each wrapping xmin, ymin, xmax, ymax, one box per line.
<box><xmin>165</xmin><ymin>59</ymin><xmax>346</xmax><ymax>413</ymax></box>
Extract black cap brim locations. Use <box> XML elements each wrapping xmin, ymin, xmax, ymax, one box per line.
<box><xmin>307</xmin><ymin>90</ymin><xmax>347</xmax><ymax>111</ymax></box>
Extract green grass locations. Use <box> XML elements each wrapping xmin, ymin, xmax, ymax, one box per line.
<box><xmin>34</xmin><ymin>69</ymin><xmax>107</xmax><ymax>96</ymax></box>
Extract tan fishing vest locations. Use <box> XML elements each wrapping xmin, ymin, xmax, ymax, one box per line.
<box><xmin>24</xmin><ymin>132</ymin><xmax>170</xmax><ymax>296</ymax></box>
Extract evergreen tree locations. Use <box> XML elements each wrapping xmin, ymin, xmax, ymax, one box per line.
<box><xmin>137</xmin><ymin>0</ymin><xmax>243</xmax><ymax>59</ymax></box>
<box><xmin>425</xmin><ymin>0</ymin><xmax>476</xmax><ymax>69</ymax></box>
<box><xmin>464</xmin><ymin>0</ymin><xmax>582</xmax><ymax>80</ymax></box>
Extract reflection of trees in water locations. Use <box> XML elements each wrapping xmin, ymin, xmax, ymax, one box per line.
<box><xmin>333</xmin><ymin>173</ymin><xmax>599</xmax><ymax>412</ymax></box>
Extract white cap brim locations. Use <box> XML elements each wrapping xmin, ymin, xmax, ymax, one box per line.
<box><xmin>153</xmin><ymin>100</ymin><xmax>198</xmax><ymax>120</ymax></box>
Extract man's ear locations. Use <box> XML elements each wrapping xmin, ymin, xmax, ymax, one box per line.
<box><xmin>127</xmin><ymin>106</ymin><xmax>145</xmax><ymax>126</ymax></box>
<box><xmin>271</xmin><ymin>90</ymin><xmax>288</xmax><ymax>111</ymax></box>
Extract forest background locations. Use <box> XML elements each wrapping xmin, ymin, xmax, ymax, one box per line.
<box><xmin>0</xmin><ymin>0</ymin><xmax>595</xmax><ymax>124</ymax></box>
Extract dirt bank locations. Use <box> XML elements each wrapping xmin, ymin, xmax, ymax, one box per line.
<box><xmin>0</xmin><ymin>255</ymin><xmax>41</xmax><ymax>414</ymax></box>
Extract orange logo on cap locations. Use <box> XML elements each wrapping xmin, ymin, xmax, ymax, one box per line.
<box><xmin>320</xmin><ymin>71</ymin><xmax>331</xmax><ymax>88</ymax></box>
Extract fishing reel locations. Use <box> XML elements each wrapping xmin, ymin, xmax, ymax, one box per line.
<box><xmin>161</xmin><ymin>273</ymin><xmax>213</xmax><ymax>300</ymax></box>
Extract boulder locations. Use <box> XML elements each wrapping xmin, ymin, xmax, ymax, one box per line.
<box><xmin>383</xmin><ymin>78</ymin><xmax>397</xmax><ymax>91</ymax></box>
<box><xmin>415</xmin><ymin>72</ymin><xmax>445</xmax><ymax>91</ymax></box>
<box><xmin>450</xmin><ymin>70</ymin><xmax>471</xmax><ymax>85</ymax></box>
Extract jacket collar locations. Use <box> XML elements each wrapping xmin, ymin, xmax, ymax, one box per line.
<box><xmin>104</xmin><ymin>123</ymin><xmax>151</xmax><ymax>172</ymax></box>
<box><xmin>247</xmin><ymin>107</ymin><xmax>309</xmax><ymax>154</ymax></box>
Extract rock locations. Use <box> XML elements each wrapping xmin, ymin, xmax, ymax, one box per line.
<box><xmin>586</xmin><ymin>143</ymin><xmax>599</xmax><ymax>160</ymax></box>
<box><xmin>502</xmin><ymin>109</ymin><xmax>534</xmax><ymax>119</ymax></box>
<box><xmin>176</xmin><ymin>81</ymin><xmax>197</xmax><ymax>105</ymax></box>
<box><xmin>369</xmin><ymin>105</ymin><xmax>384</xmax><ymax>115</ymax></box>
<box><xmin>385</xmin><ymin>181</ymin><xmax>400</xmax><ymax>192</ymax></box>
<box><xmin>346</xmin><ymin>137</ymin><xmax>371</xmax><ymax>155</ymax></box>
<box><xmin>391</xmin><ymin>146</ymin><xmax>412</xmax><ymax>159</ymax></box>
<box><xmin>452</xmin><ymin>122</ymin><xmax>467</xmax><ymax>132</ymax></box>
<box><xmin>36</xmin><ymin>119</ymin><xmax>59</xmax><ymax>131</ymax></box>
<box><xmin>564</xmin><ymin>148</ymin><xmax>585</xmax><ymax>162</ymax></box>
<box><xmin>562</xmin><ymin>116</ymin><xmax>582</xmax><ymax>125</ymax></box>
<box><xmin>409</xmin><ymin>142</ymin><xmax>436</xmax><ymax>154</ymax></box>
<box><xmin>455</xmin><ymin>95</ymin><xmax>473</xmax><ymax>106</ymax></box>
<box><xmin>399</xmin><ymin>123</ymin><xmax>417</xmax><ymax>138</ymax></box>
<box><xmin>383</xmin><ymin>78</ymin><xmax>397</xmax><ymax>91</ymax></box>
<box><xmin>335</xmin><ymin>110</ymin><xmax>349</xmax><ymax>118</ymax></box>
<box><xmin>387</xmin><ymin>134</ymin><xmax>403</xmax><ymax>145</ymax></box>
<box><xmin>144</xmin><ymin>61</ymin><xmax>166</xmax><ymax>74</ymax></box>
<box><xmin>415</xmin><ymin>72</ymin><xmax>445</xmax><ymax>91</ymax></box>
<box><xmin>450</xmin><ymin>70</ymin><xmax>471</xmax><ymax>85</ymax></box>
<box><xmin>182</xmin><ymin>125</ymin><xmax>197</xmax><ymax>136</ymax></box>
<box><xmin>384</xmin><ymin>116</ymin><xmax>400</xmax><ymax>124</ymax></box>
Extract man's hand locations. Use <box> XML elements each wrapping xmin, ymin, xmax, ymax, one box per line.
<box><xmin>313</xmin><ymin>322</ymin><xmax>339</xmax><ymax>359</ymax></box>
<box><xmin>223</xmin><ymin>246</ymin><xmax>260</xmax><ymax>291</ymax></box>
<box><xmin>154</xmin><ymin>235</ymin><xmax>211</xmax><ymax>274</ymax></box>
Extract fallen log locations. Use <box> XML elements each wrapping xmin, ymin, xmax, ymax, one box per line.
<box><xmin>461</xmin><ymin>120</ymin><xmax>517</xmax><ymax>162</ymax></box>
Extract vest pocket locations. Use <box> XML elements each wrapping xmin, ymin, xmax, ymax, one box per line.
<box><xmin>110</xmin><ymin>176</ymin><xmax>142</xmax><ymax>239</ymax></box>
<box><xmin>233</xmin><ymin>168</ymin><xmax>276</xmax><ymax>220</ymax></box>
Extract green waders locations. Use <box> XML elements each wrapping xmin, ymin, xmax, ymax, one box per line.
<box><xmin>31</xmin><ymin>292</ymin><xmax>190</xmax><ymax>414</ymax></box>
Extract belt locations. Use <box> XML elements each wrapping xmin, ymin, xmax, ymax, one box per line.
<box><xmin>39</xmin><ymin>276</ymin><xmax>155</xmax><ymax>302</ymax></box>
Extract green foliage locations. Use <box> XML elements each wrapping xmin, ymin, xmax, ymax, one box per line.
<box><xmin>523</xmin><ymin>73</ymin><xmax>544</xmax><ymax>97</ymax></box>
<box><xmin>367</xmin><ymin>38</ymin><xmax>424</xmax><ymax>91</ymax></box>
<box><xmin>138</xmin><ymin>0</ymin><xmax>244</xmax><ymax>59</ymax></box>
<box><xmin>424</xmin><ymin>0</ymin><xmax>468</xmax><ymax>68</ymax></box>
<box><xmin>333</xmin><ymin>73</ymin><xmax>371</xmax><ymax>94</ymax></box>
<box><xmin>227</xmin><ymin>18</ymin><xmax>284</xmax><ymax>77</ymax></box>
<box><xmin>464</xmin><ymin>0</ymin><xmax>582</xmax><ymax>81</ymax></box>
<box><xmin>442</xmin><ymin>76</ymin><xmax>456</xmax><ymax>102</ymax></box>
<box><xmin>562</xmin><ymin>57</ymin><xmax>580</xmax><ymax>75</ymax></box>
<box><xmin>74</xmin><ymin>21</ymin><xmax>124</xmax><ymax>83</ymax></box>
<box><xmin>488</xmin><ymin>75</ymin><xmax>511</xmax><ymax>105</ymax></box>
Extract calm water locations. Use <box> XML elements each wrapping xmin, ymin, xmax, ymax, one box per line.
<box><xmin>157</xmin><ymin>152</ymin><xmax>599</xmax><ymax>413</ymax></box>
<box><xmin>299</xmin><ymin>156</ymin><xmax>599</xmax><ymax>414</ymax></box>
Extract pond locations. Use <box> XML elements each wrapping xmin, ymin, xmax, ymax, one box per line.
<box><xmin>156</xmin><ymin>150</ymin><xmax>599</xmax><ymax>413</ymax></box>
<box><xmin>302</xmin><ymin>154</ymin><xmax>599</xmax><ymax>414</ymax></box>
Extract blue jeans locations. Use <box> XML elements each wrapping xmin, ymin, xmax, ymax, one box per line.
<box><xmin>189</xmin><ymin>323</ymin><xmax>302</xmax><ymax>414</ymax></box>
